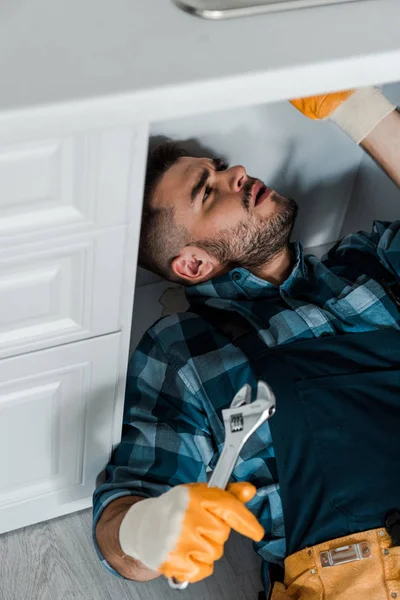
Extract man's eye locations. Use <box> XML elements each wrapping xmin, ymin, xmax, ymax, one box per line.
<box><xmin>214</xmin><ymin>159</ymin><xmax>228</xmax><ymax>172</ymax></box>
<box><xmin>203</xmin><ymin>185</ymin><xmax>212</xmax><ymax>204</ymax></box>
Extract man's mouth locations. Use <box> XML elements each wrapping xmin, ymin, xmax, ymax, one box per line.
<box><xmin>252</xmin><ymin>180</ymin><xmax>272</xmax><ymax>207</ymax></box>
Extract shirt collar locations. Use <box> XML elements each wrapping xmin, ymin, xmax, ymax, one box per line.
<box><xmin>186</xmin><ymin>242</ymin><xmax>306</xmax><ymax>302</ymax></box>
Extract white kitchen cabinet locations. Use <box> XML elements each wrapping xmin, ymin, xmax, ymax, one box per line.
<box><xmin>0</xmin><ymin>122</ymin><xmax>148</xmax><ymax>531</ymax></box>
<box><xmin>0</xmin><ymin>227</ymin><xmax>125</xmax><ymax>359</ymax></box>
<box><xmin>0</xmin><ymin>128</ymin><xmax>139</xmax><ymax>248</ymax></box>
<box><xmin>0</xmin><ymin>333</ymin><xmax>120</xmax><ymax>534</ymax></box>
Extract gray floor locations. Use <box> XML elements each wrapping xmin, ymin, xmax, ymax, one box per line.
<box><xmin>0</xmin><ymin>509</ymin><xmax>262</xmax><ymax>600</ymax></box>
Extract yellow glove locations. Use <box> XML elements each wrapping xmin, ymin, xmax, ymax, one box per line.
<box><xmin>290</xmin><ymin>88</ymin><xmax>396</xmax><ymax>143</ymax></box>
<box><xmin>290</xmin><ymin>90</ymin><xmax>355</xmax><ymax>120</ymax></box>
<box><xmin>119</xmin><ymin>482</ymin><xmax>264</xmax><ymax>583</ymax></box>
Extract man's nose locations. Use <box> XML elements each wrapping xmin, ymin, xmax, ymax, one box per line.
<box><xmin>227</xmin><ymin>165</ymin><xmax>247</xmax><ymax>192</ymax></box>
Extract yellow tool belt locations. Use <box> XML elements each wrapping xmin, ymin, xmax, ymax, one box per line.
<box><xmin>270</xmin><ymin>528</ymin><xmax>400</xmax><ymax>600</ymax></box>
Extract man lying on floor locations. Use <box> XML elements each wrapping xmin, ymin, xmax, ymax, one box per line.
<box><xmin>93</xmin><ymin>88</ymin><xmax>400</xmax><ymax>599</ymax></box>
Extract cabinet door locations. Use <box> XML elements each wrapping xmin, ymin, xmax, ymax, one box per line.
<box><xmin>0</xmin><ymin>333</ymin><xmax>120</xmax><ymax>533</ymax></box>
<box><xmin>0</xmin><ymin>127</ymin><xmax>143</xmax><ymax>248</ymax></box>
<box><xmin>0</xmin><ymin>227</ymin><xmax>125</xmax><ymax>359</ymax></box>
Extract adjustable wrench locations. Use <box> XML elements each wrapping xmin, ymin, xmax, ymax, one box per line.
<box><xmin>169</xmin><ymin>380</ymin><xmax>276</xmax><ymax>590</ymax></box>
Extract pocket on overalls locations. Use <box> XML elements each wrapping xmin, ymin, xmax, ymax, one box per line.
<box><xmin>296</xmin><ymin>368</ymin><xmax>400</xmax><ymax>520</ymax></box>
<box><xmin>270</xmin><ymin>571</ymin><xmax>323</xmax><ymax>599</ymax></box>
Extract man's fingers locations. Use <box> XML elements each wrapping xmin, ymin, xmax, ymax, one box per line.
<box><xmin>290</xmin><ymin>90</ymin><xmax>354</xmax><ymax>120</ymax></box>
<box><xmin>187</xmin><ymin>560</ymin><xmax>214</xmax><ymax>583</ymax></box>
<box><xmin>160</xmin><ymin>483</ymin><xmax>264</xmax><ymax>585</ymax></box>
<box><xmin>221</xmin><ymin>505</ymin><xmax>264</xmax><ymax>542</ymax></box>
<box><xmin>227</xmin><ymin>481</ymin><xmax>257</xmax><ymax>504</ymax></box>
<box><xmin>205</xmin><ymin>488</ymin><xmax>264</xmax><ymax>542</ymax></box>
<box><xmin>189</xmin><ymin>541</ymin><xmax>225</xmax><ymax>565</ymax></box>
<box><xmin>162</xmin><ymin>556</ymin><xmax>214</xmax><ymax>584</ymax></box>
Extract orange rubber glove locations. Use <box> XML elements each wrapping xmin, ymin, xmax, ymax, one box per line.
<box><xmin>119</xmin><ymin>482</ymin><xmax>264</xmax><ymax>583</ymax></box>
<box><xmin>290</xmin><ymin>90</ymin><xmax>355</xmax><ymax>120</ymax></box>
<box><xmin>290</xmin><ymin>88</ymin><xmax>396</xmax><ymax>143</ymax></box>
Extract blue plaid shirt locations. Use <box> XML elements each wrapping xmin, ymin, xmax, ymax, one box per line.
<box><xmin>93</xmin><ymin>221</ymin><xmax>400</xmax><ymax>576</ymax></box>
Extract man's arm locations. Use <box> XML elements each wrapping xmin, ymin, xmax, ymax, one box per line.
<box><xmin>95</xmin><ymin>496</ymin><xmax>159</xmax><ymax>582</ymax></box>
<box><xmin>92</xmin><ymin>327</ymin><xmax>213</xmax><ymax>580</ymax></box>
<box><xmin>95</xmin><ymin>473</ymin><xmax>263</xmax><ymax>586</ymax></box>
<box><xmin>360</xmin><ymin>109</ymin><xmax>400</xmax><ymax>188</ymax></box>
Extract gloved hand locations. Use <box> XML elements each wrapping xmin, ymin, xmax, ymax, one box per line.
<box><xmin>290</xmin><ymin>88</ymin><xmax>396</xmax><ymax>143</ymax></box>
<box><xmin>290</xmin><ymin>90</ymin><xmax>355</xmax><ymax>120</ymax></box>
<box><xmin>119</xmin><ymin>481</ymin><xmax>264</xmax><ymax>583</ymax></box>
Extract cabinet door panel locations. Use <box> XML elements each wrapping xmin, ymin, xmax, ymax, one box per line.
<box><xmin>0</xmin><ymin>127</ymin><xmax>139</xmax><ymax>247</ymax></box>
<box><xmin>0</xmin><ymin>228</ymin><xmax>125</xmax><ymax>359</ymax></box>
<box><xmin>0</xmin><ymin>333</ymin><xmax>120</xmax><ymax>533</ymax></box>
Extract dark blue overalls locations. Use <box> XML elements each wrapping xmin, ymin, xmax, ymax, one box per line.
<box><xmin>191</xmin><ymin>286</ymin><xmax>400</xmax><ymax>594</ymax></box>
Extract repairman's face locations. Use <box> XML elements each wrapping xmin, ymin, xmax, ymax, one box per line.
<box><xmin>154</xmin><ymin>156</ymin><xmax>298</xmax><ymax>283</ymax></box>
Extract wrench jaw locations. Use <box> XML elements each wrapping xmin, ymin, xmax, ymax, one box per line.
<box><xmin>230</xmin><ymin>381</ymin><xmax>275</xmax><ymax>411</ymax></box>
<box><xmin>230</xmin><ymin>383</ymin><xmax>252</xmax><ymax>408</ymax></box>
<box><xmin>209</xmin><ymin>381</ymin><xmax>276</xmax><ymax>490</ymax></box>
<box><xmin>226</xmin><ymin>381</ymin><xmax>276</xmax><ymax>439</ymax></box>
<box><xmin>223</xmin><ymin>398</ymin><xmax>275</xmax><ymax>449</ymax></box>
<box><xmin>256</xmin><ymin>380</ymin><xmax>276</xmax><ymax>411</ymax></box>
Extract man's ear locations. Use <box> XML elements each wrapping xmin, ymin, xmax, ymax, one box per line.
<box><xmin>171</xmin><ymin>246</ymin><xmax>220</xmax><ymax>283</ymax></box>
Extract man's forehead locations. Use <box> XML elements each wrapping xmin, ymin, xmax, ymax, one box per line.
<box><xmin>168</xmin><ymin>156</ymin><xmax>210</xmax><ymax>187</ymax></box>
<box><xmin>155</xmin><ymin>156</ymin><xmax>210</xmax><ymax>206</ymax></box>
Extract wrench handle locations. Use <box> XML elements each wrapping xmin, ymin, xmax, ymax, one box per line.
<box><xmin>208</xmin><ymin>442</ymin><xmax>243</xmax><ymax>489</ymax></box>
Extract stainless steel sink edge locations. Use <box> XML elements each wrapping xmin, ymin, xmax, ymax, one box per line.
<box><xmin>173</xmin><ymin>0</ymin><xmax>364</xmax><ymax>20</ymax></box>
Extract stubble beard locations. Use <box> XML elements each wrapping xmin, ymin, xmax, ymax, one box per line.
<box><xmin>196</xmin><ymin>194</ymin><xmax>298</xmax><ymax>272</ymax></box>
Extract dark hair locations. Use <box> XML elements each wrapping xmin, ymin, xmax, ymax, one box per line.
<box><xmin>138</xmin><ymin>141</ymin><xmax>190</xmax><ymax>282</ymax></box>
